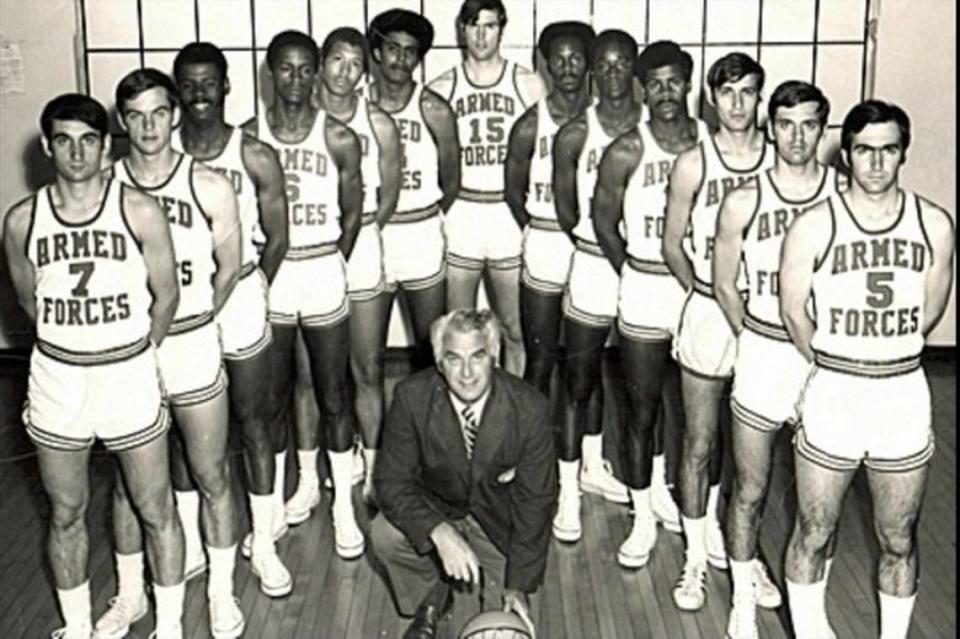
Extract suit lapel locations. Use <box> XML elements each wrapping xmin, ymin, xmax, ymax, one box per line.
<box><xmin>470</xmin><ymin>373</ymin><xmax>509</xmax><ymax>484</ymax></box>
<box><xmin>427</xmin><ymin>377</ymin><xmax>470</xmax><ymax>486</ymax></box>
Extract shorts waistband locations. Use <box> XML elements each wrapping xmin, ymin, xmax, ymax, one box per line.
<box><xmin>574</xmin><ymin>239</ymin><xmax>604</xmax><ymax>257</ymax></box>
<box><xmin>285</xmin><ymin>241</ymin><xmax>340</xmax><ymax>261</ymax></box>
<box><xmin>169</xmin><ymin>311</ymin><xmax>214</xmax><ymax>336</ymax></box>
<box><xmin>691</xmin><ymin>277</ymin><xmax>714</xmax><ymax>298</ymax></box>
<box><xmin>813</xmin><ymin>350</ymin><xmax>922</xmax><ymax>378</ymax></box>
<box><xmin>391</xmin><ymin>203</ymin><xmax>440</xmax><ymax>224</ymax></box>
<box><xmin>239</xmin><ymin>261</ymin><xmax>257</xmax><ymax>280</ymax></box>
<box><xmin>744</xmin><ymin>314</ymin><xmax>791</xmax><ymax>341</ymax></box>
<box><xmin>361</xmin><ymin>212</ymin><xmax>376</xmax><ymax>226</ymax></box>
<box><xmin>458</xmin><ymin>187</ymin><xmax>504</xmax><ymax>203</ymax></box>
<box><xmin>626</xmin><ymin>255</ymin><xmax>672</xmax><ymax>275</ymax></box>
<box><xmin>37</xmin><ymin>335</ymin><xmax>150</xmax><ymax>366</ymax></box>
<box><xmin>528</xmin><ymin>217</ymin><xmax>563</xmax><ymax>232</ymax></box>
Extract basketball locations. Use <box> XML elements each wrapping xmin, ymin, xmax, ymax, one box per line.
<box><xmin>458</xmin><ymin>610</ymin><xmax>533</xmax><ymax>639</ymax></box>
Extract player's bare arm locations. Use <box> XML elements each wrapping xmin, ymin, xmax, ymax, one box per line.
<box><xmin>3</xmin><ymin>198</ymin><xmax>38</xmax><ymax>322</ymax></box>
<box><xmin>662</xmin><ymin>144</ymin><xmax>704</xmax><ymax>291</ymax></box>
<box><xmin>122</xmin><ymin>186</ymin><xmax>179</xmax><ymax>345</ymax></box>
<box><xmin>779</xmin><ymin>199</ymin><xmax>832</xmax><ymax>362</ymax></box>
<box><xmin>369</xmin><ymin>104</ymin><xmax>402</xmax><ymax>227</ymax></box>
<box><xmin>241</xmin><ymin>133</ymin><xmax>289</xmax><ymax>283</ymax></box>
<box><xmin>421</xmin><ymin>87</ymin><xmax>461</xmax><ymax>213</ymax></box>
<box><xmin>918</xmin><ymin>197</ymin><xmax>956</xmax><ymax>335</ymax></box>
<box><xmin>713</xmin><ymin>180</ymin><xmax>759</xmax><ymax>333</ymax></box>
<box><xmin>552</xmin><ymin>115</ymin><xmax>587</xmax><ymax>239</ymax></box>
<box><xmin>503</xmin><ymin>105</ymin><xmax>537</xmax><ymax>229</ymax></box>
<box><xmin>327</xmin><ymin>118</ymin><xmax>363</xmax><ymax>259</ymax></box>
<box><xmin>426</xmin><ymin>68</ymin><xmax>456</xmax><ymax>103</ymax></box>
<box><xmin>193</xmin><ymin>163</ymin><xmax>242</xmax><ymax>314</ymax></box>
<box><xmin>593</xmin><ymin>131</ymin><xmax>642</xmax><ymax>273</ymax></box>
<box><xmin>514</xmin><ymin>65</ymin><xmax>546</xmax><ymax>108</ymax></box>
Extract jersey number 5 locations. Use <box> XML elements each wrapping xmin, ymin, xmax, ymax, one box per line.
<box><xmin>866</xmin><ymin>272</ymin><xmax>894</xmax><ymax>308</ymax></box>
<box><xmin>69</xmin><ymin>261</ymin><xmax>94</xmax><ymax>297</ymax></box>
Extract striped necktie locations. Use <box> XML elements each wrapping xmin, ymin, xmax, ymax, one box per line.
<box><xmin>461</xmin><ymin>404</ymin><xmax>479</xmax><ymax>459</ymax></box>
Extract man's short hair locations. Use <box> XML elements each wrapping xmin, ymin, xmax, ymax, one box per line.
<box><xmin>457</xmin><ymin>0</ymin><xmax>507</xmax><ymax>28</ymax></box>
<box><xmin>706</xmin><ymin>52</ymin><xmax>765</xmax><ymax>94</ymax></box>
<box><xmin>537</xmin><ymin>21</ymin><xmax>595</xmax><ymax>60</ymax></box>
<box><xmin>322</xmin><ymin>27</ymin><xmax>369</xmax><ymax>72</ymax></box>
<box><xmin>589</xmin><ymin>29</ymin><xmax>638</xmax><ymax>67</ymax></box>
<box><xmin>40</xmin><ymin>93</ymin><xmax>109</xmax><ymax>140</ymax></box>
<box><xmin>266</xmin><ymin>30</ymin><xmax>319</xmax><ymax>70</ymax></box>
<box><xmin>173</xmin><ymin>42</ymin><xmax>228</xmax><ymax>82</ymax></box>
<box><xmin>635</xmin><ymin>40</ymin><xmax>693</xmax><ymax>83</ymax></box>
<box><xmin>431</xmin><ymin>309</ymin><xmax>502</xmax><ymax>364</ymax></box>
<box><xmin>368</xmin><ymin>9</ymin><xmax>435</xmax><ymax>59</ymax></box>
<box><xmin>841</xmin><ymin>100</ymin><xmax>912</xmax><ymax>156</ymax></box>
<box><xmin>768</xmin><ymin>80</ymin><xmax>830</xmax><ymax>127</ymax></box>
<box><xmin>115</xmin><ymin>68</ymin><xmax>179</xmax><ymax>117</ymax></box>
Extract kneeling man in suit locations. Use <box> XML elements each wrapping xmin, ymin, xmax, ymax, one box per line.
<box><xmin>371</xmin><ymin>308</ymin><xmax>558</xmax><ymax>638</ymax></box>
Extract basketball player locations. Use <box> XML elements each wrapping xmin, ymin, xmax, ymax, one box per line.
<box><xmin>551</xmin><ymin>30</ymin><xmax>642</xmax><ymax>543</ymax></box>
<box><xmin>4</xmin><ymin>93</ymin><xmax>183</xmax><ymax>639</ymax></box>
<box><xmin>366</xmin><ymin>9</ymin><xmax>460</xmax><ymax>367</ymax></box>
<box><xmin>661</xmin><ymin>52</ymin><xmax>773</xmax><ymax>610</ymax></box>
<box><xmin>504</xmin><ymin>20</ymin><xmax>594</xmax><ymax>396</ymax></box>
<box><xmin>98</xmin><ymin>68</ymin><xmax>245</xmax><ymax>637</ymax></box>
<box><xmin>429</xmin><ymin>0</ymin><xmax>545</xmax><ymax>375</ymax></box>
<box><xmin>307</xmin><ymin>27</ymin><xmax>402</xmax><ymax>503</ymax></box>
<box><xmin>170</xmin><ymin>41</ymin><xmax>290</xmax><ymax>595</ymax></box>
<box><xmin>592</xmin><ymin>41</ymin><xmax>705</xmax><ymax>568</ymax></box>
<box><xmin>243</xmin><ymin>30</ymin><xmax>364</xmax><ymax>561</ymax></box>
<box><xmin>713</xmin><ymin>81</ymin><xmax>839</xmax><ymax>638</ymax></box>
<box><xmin>781</xmin><ymin>101</ymin><xmax>954</xmax><ymax>639</ymax></box>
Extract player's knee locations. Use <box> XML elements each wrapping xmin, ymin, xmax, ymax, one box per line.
<box><xmin>352</xmin><ymin>353</ymin><xmax>384</xmax><ymax>388</ymax></box>
<box><xmin>732</xmin><ymin>474</ymin><xmax>767</xmax><ymax>510</ymax></box>
<box><xmin>876</xmin><ymin>523</ymin><xmax>916</xmax><ymax>559</ymax></box>
<box><xmin>192</xmin><ymin>457</ymin><xmax>231</xmax><ymax>500</ymax></box>
<box><xmin>49</xmin><ymin>494</ymin><xmax>89</xmax><ymax>532</ymax></box>
<box><xmin>682</xmin><ymin>431</ymin><xmax>716</xmax><ymax>464</ymax></box>
<box><xmin>135</xmin><ymin>486</ymin><xmax>177</xmax><ymax>530</ymax></box>
<box><xmin>796</xmin><ymin>512</ymin><xmax>836</xmax><ymax>551</ymax></box>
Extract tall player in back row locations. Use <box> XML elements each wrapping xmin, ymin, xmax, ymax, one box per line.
<box><xmin>244</xmin><ymin>30</ymin><xmax>365</xmax><ymax>565</ymax></box>
<box><xmin>781</xmin><ymin>101</ymin><xmax>954</xmax><ymax>639</ymax></box>
<box><xmin>429</xmin><ymin>0</ymin><xmax>544</xmax><ymax>375</ymax></box>
<box><xmin>662</xmin><ymin>52</ymin><xmax>774</xmax><ymax>611</ymax></box>
<box><xmin>712</xmin><ymin>81</ymin><xmax>840</xmax><ymax>639</ymax></box>
<box><xmin>551</xmin><ymin>30</ymin><xmax>642</xmax><ymax>543</ymax></box>
<box><xmin>4</xmin><ymin>94</ymin><xmax>183</xmax><ymax>639</ymax></box>
<box><xmin>504</xmin><ymin>20</ymin><xmax>594</xmax><ymax>398</ymax></box>
<box><xmin>105</xmin><ymin>69</ymin><xmax>245</xmax><ymax>639</ymax></box>
<box><xmin>592</xmin><ymin>41</ymin><xmax>706</xmax><ymax>568</ymax></box>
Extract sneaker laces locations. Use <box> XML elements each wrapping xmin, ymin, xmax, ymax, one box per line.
<box><xmin>97</xmin><ymin>595</ymin><xmax>142</xmax><ymax>625</ymax></box>
<box><xmin>676</xmin><ymin>561</ymin><xmax>707</xmax><ymax>593</ymax></box>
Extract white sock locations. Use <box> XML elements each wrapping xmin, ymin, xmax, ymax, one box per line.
<box><xmin>581</xmin><ymin>433</ymin><xmax>603</xmax><ymax>472</ymax></box>
<box><xmin>362</xmin><ymin>448</ymin><xmax>376</xmax><ymax>480</ymax></box>
<box><xmin>115</xmin><ymin>551</ymin><xmax>145</xmax><ymax>600</ymax></box>
<box><xmin>879</xmin><ymin>590</ymin><xmax>916</xmax><ymax>639</ymax></box>
<box><xmin>273</xmin><ymin>451</ymin><xmax>287</xmax><ymax>513</ymax></box>
<box><xmin>328</xmin><ymin>449</ymin><xmax>355</xmax><ymax>514</ymax></box>
<box><xmin>206</xmin><ymin>544</ymin><xmax>236</xmax><ymax>599</ymax></box>
<box><xmin>153</xmin><ymin>581</ymin><xmax>184</xmax><ymax>631</ymax></box>
<box><xmin>558</xmin><ymin>459</ymin><xmax>580</xmax><ymax>487</ymax></box>
<box><xmin>786</xmin><ymin>577</ymin><xmax>829</xmax><ymax>638</ymax></box>
<box><xmin>297</xmin><ymin>448</ymin><xmax>320</xmax><ymax>485</ymax></box>
<box><xmin>730</xmin><ymin>558</ymin><xmax>753</xmax><ymax>602</ymax></box>
<box><xmin>630</xmin><ymin>488</ymin><xmax>652</xmax><ymax>531</ymax></box>
<box><xmin>56</xmin><ymin>580</ymin><xmax>91</xmax><ymax>629</ymax></box>
<box><xmin>682</xmin><ymin>515</ymin><xmax>708</xmax><ymax>563</ymax></box>
<box><xmin>175</xmin><ymin>490</ymin><xmax>203</xmax><ymax>561</ymax></box>
<box><xmin>249</xmin><ymin>493</ymin><xmax>275</xmax><ymax>556</ymax></box>
<box><xmin>652</xmin><ymin>454</ymin><xmax>668</xmax><ymax>488</ymax></box>
<box><xmin>707</xmin><ymin>483</ymin><xmax>721</xmax><ymax>521</ymax></box>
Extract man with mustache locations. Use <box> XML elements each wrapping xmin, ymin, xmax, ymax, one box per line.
<box><xmin>592</xmin><ymin>40</ymin><xmax>706</xmax><ymax>569</ymax></box>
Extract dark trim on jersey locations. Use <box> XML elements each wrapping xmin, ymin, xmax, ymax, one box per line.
<box><xmin>460</xmin><ymin>59</ymin><xmax>509</xmax><ymax>91</ymax></box>
<box><xmin>284</xmin><ymin>241</ymin><xmax>340</xmax><ymax>260</ymax></box>
<box><xmin>458</xmin><ymin>187</ymin><xmax>504</xmax><ymax>202</ymax></box>
<box><xmin>23</xmin><ymin>194</ymin><xmax>38</xmax><ymax>261</ymax></box>
<box><xmin>813</xmin><ymin>349</ymin><xmax>922</xmax><ymax>378</ymax></box>
<box><xmin>626</xmin><ymin>255</ymin><xmax>671</xmax><ymax>275</ymax></box>
<box><xmin>708</xmin><ymin>132</ymin><xmax>769</xmax><ymax>174</ymax></box>
<box><xmin>743</xmin><ymin>173</ymin><xmax>764</xmax><ymax>242</ymax></box>
<box><xmin>812</xmin><ymin>198</ymin><xmax>837</xmax><ymax>273</ymax></box>
<box><xmin>691</xmin><ymin>276</ymin><xmax>713</xmax><ymax>298</ymax></box>
<box><xmin>37</xmin><ymin>334</ymin><xmax>150</xmax><ymax>366</ymax></box>
<box><xmin>169</xmin><ymin>310</ymin><xmax>214</xmax><ymax>335</ymax></box>
<box><xmin>117</xmin><ymin>182</ymin><xmax>146</xmax><ymax>255</ymax></box>
<box><xmin>838</xmin><ymin>188</ymin><xmax>906</xmax><ymax>236</ymax></box>
<box><xmin>915</xmin><ymin>194</ymin><xmax>936</xmax><ymax>260</ymax></box>
<box><xmin>182</xmin><ymin>125</ymin><xmax>237</xmax><ymax>164</ymax></box>
<box><xmin>46</xmin><ymin>180</ymin><xmax>111</xmax><ymax>228</ymax></box>
<box><xmin>390</xmin><ymin>203</ymin><xmax>440</xmax><ymax>224</ymax></box>
<box><xmin>188</xmin><ymin>158</ymin><xmax>215</xmax><ymax>231</ymax></box>
<box><xmin>744</xmin><ymin>314</ymin><xmax>790</xmax><ymax>341</ymax></box>
<box><xmin>764</xmin><ymin>164</ymin><xmax>829</xmax><ymax>205</ymax></box>
<box><xmin>574</xmin><ymin>238</ymin><xmax>603</xmax><ymax>256</ymax></box>
<box><xmin>527</xmin><ymin>216</ymin><xmax>562</xmax><ymax>231</ymax></box>
<box><xmin>122</xmin><ymin>153</ymin><xmax>186</xmax><ymax>192</ymax></box>
<box><xmin>694</xmin><ymin>140</ymin><xmax>707</xmax><ymax>197</ymax></box>
<box><xmin>512</xmin><ymin>63</ymin><xmax>530</xmax><ymax>110</ymax></box>
<box><xmin>377</xmin><ymin>82</ymin><xmax>419</xmax><ymax>116</ymax></box>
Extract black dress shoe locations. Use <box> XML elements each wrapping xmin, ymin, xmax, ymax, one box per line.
<box><xmin>402</xmin><ymin>590</ymin><xmax>453</xmax><ymax>639</ymax></box>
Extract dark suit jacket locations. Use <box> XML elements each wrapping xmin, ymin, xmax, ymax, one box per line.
<box><xmin>374</xmin><ymin>367</ymin><xmax>558</xmax><ymax>593</ymax></box>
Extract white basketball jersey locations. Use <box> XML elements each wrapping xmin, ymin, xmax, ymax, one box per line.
<box><xmin>342</xmin><ymin>96</ymin><xmax>382</xmax><ymax>216</ymax></box>
<box><xmin>811</xmin><ymin>191</ymin><xmax>930</xmax><ymax>366</ymax></box>
<box><xmin>257</xmin><ymin>110</ymin><xmax>342</xmax><ymax>256</ymax></box>
<box><xmin>688</xmin><ymin>135</ymin><xmax>774</xmax><ymax>286</ymax></box>
<box><xmin>448</xmin><ymin>61</ymin><xmax>527</xmax><ymax>202</ymax></box>
<box><xmin>572</xmin><ymin>106</ymin><xmax>616</xmax><ymax>243</ymax></box>
<box><xmin>27</xmin><ymin>180</ymin><xmax>152</xmax><ymax>356</ymax></box>
<box><xmin>383</xmin><ymin>83</ymin><xmax>442</xmax><ymax>218</ymax></box>
<box><xmin>172</xmin><ymin>127</ymin><xmax>259</xmax><ymax>267</ymax></box>
<box><xmin>623</xmin><ymin>120</ymin><xmax>711</xmax><ymax>264</ymax></box>
<box><xmin>524</xmin><ymin>98</ymin><xmax>562</xmax><ymax>222</ymax></box>
<box><xmin>113</xmin><ymin>155</ymin><xmax>216</xmax><ymax>326</ymax></box>
<box><xmin>742</xmin><ymin>166</ymin><xmax>839</xmax><ymax>327</ymax></box>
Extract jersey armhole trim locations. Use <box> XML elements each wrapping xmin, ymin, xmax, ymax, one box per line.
<box><xmin>23</xmin><ymin>193</ymin><xmax>39</xmax><ymax>261</ymax></box>
<box><xmin>117</xmin><ymin>182</ymin><xmax>145</xmax><ymax>254</ymax></box>
<box><xmin>813</xmin><ymin>198</ymin><xmax>837</xmax><ymax>273</ymax></box>
<box><xmin>694</xmin><ymin>141</ymin><xmax>707</xmax><ymax>199</ymax></box>
<box><xmin>512</xmin><ymin>63</ymin><xmax>530</xmax><ymax>111</ymax></box>
<box><xmin>915</xmin><ymin>194</ymin><xmax>936</xmax><ymax>262</ymax></box>
<box><xmin>188</xmin><ymin>158</ymin><xmax>215</xmax><ymax>231</ymax></box>
<box><xmin>743</xmin><ymin>176</ymin><xmax>763</xmax><ymax>238</ymax></box>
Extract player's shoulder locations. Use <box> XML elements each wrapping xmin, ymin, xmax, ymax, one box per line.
<box><xmin>556</xmin><ymin>113</ymin><xmax>588</xmax><ymax>139</ymax></box>
<box><xmin>420</xmin><ymin>86</ymin><xmax>453</xmax><ymax>112</ymax></box>
<box><xmin>670</xmin><ymin>141</ymin><xmax>705</xmax><ymax>179</ymax></box>
<box><xmin>120</xmin><ymin>181</ymin><xmax>159</xmax><ymax>210</ymax></box>
<box><xmin>427</xmin><ymin>67</ymin><xmax>456</xmax><ymax>99</ymax></box>
<box><xmin>3</xmin><ymin>193</ymin><xmax>37</xmax><ymax>235</ymax></box>
<box><xmin>511</xmin><ymin>104</ymin><xmax>539</xmax><ymax>135</ymax></box>
<box><xmin>609</xmin><ymin>128</ymin><xmax>643</xmax><ymax>157</ymax></box>
<box><xmin>793</xmin><ymin>197</ymin><xmax>833</xmax><ymax>233</ymax></box>
<box><xmin>915</xmin><ymin>193</ymin><xmax>955</xmax><ymax>235</ymax></box>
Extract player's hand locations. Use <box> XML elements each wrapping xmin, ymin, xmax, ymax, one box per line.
<box><xmin>429</xmin><ymin>522</ymin><xmax>480</xmax><ymax>584</ymax></box>
<box><xmin>503</xmin><ymin>589</ymin><xmax>535</xmax><ymax>638</ymax></box>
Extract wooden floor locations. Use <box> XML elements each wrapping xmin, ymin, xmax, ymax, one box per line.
<box><xmin>0</xmin><ymin>352</ymin><xmax>954</xmax><ymax>639</ymax></box>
